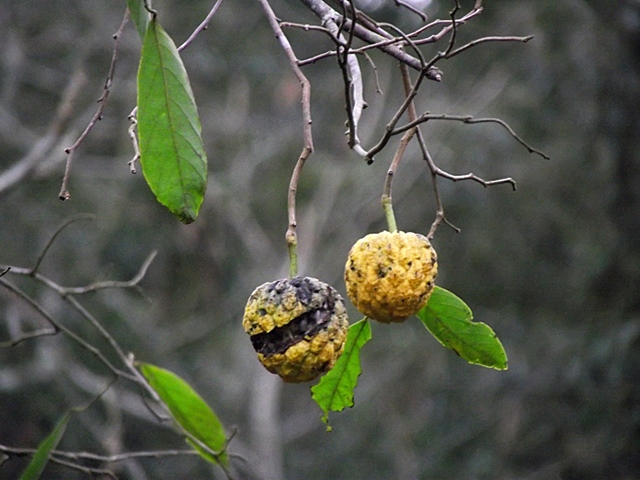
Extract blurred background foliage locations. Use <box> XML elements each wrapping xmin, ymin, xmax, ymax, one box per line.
<box><xmin>1</xmin><ymin>0</ymin><xmax>639</xmax><ymax>478</ymax></box>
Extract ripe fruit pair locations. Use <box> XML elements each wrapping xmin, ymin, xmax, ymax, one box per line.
<box><xmin>242</xmin><ymin>231</ymin><xmax>438</xmax><ymax>382</ymax></box>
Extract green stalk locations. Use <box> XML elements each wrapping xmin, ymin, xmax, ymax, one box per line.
<box><xmin>382</xmin><ymin>194</ymin><xmax>398</xmax><ymax>232</ymax></box>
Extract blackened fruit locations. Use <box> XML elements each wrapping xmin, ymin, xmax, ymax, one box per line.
<box><xmin>243</xmin><ymin>277</ymin><xmax>349</xmax><ymax>383</ymax></box>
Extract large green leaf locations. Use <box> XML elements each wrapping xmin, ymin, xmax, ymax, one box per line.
<box><xmin>311</xmin><ymin>318</ymin><xmax>372</xmax><ymax>428</ymax></box>
<box><xmin>417</xmin><ymin>286</ymin><xmax>508</xmax><ymax>370</ymax></box>
<box><xmin>137</xmin><ymin>17</ymin><xmax>207</xmax><ymax>224</ymax></box>
<box><xmin>127</xmin><ymin>0</ymin><xmax>150</xmax><ymax>39</ymax></box>
<box><xmin>20</xmin><ymin>412</ymin><xmax>70</xmax><ymax>480</ymax></box>
<box><xmin>139</xmin><ymin>363</ymin><xmax>228</xmax><ymax>466</ymax></box>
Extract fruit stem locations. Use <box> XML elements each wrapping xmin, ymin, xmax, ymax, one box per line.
<box><xmin>287</xmin><ymin>232</ymin><xmax>298</xmax><ymax>278</ymax></box>
<box><xmin>382</xmin><ymin>194</ymin><xmax>398</xmax><ymax>232</ymax></box>
<box><xmin>286</xmin><ymin>146</ymin><xmax>312</xmax><ymax>279</ymax></box>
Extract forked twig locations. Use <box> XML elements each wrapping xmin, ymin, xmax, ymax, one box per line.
<box><xmin>393</xmin><ymin>113</ymin><xmax>550</xmax><ymax>160</ymax></box>
<box><xmin>60</xmin><ymin>10</ymin><xmax>129</xmax><ymax>200</ymax></box>
<box><xmin>0</xmin><ymin>278</ymin><xmax>133</xmax><ymax>380</ymax></box>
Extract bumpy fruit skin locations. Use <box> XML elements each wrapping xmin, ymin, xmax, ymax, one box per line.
<box><xmin>243</xmin><ymin>277</ymin><xmax>349</xmax><ymax>383</ymax></box>
<box><xmin>344</xmin><ymin>231</ymin><xmax>438</xmax><ymax>323</ymax></box>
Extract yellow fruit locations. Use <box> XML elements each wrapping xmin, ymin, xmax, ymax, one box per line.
<box><xmin>344</xmin><ymin>230</ymin><xmax>438</xmax><ymax>323</ymax></box>
<box><xmin>242</xmin><ymin>277</ymin><xmax>349</xmax><ymax>383</ymax></box>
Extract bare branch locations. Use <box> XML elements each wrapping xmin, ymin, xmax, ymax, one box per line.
<box><xmin>446</xmin><ymin>35</ymin><xmax>534</xmax><ymax>58</ymax></box>
<box><xmin>435</xmin><ymin>167</ymin><xmax>516</xmax><ymax>189</ymax></box>
<box><xmin>393</xmin><ymin>113</ymin><xmax>550</xmax><ymax>159</ymax></box>
<box><xmin>44</xmin><ymin>457</ymin><xmax>118</xmax><ymax>479</ymax></box>
<box><xmin>30</xmin><ymin>213</ymin><xmax>96</xmax><ymax>275</ymax></box>
<box><xmin>59</xmin><ymin>250</ymin><xmax>158</xmax><ymax>295</ymax></box>
<box><xmin>299</xmin><ymin>0</ymin><xmax>441</xmax><ymax>79</ymax></box>
<box><xmin>408</xmin><ymin>7</ymin><xmax>484</xmax><ymax>46</ymax></box>
<box><xmin>364</xmin><ymin>69</ymin><xmax>428</xmax><ymax>162</ymax></box>
<box><xmin>0</xmin><ymin>327</ymin><xmax>58</xmax><ymax>347</ymax></box>
<box><xmin>382</xmin><ymin>64</ymin><xmax>420</xmax><ymax>223</ymax></box>
<box><xmin>394</xmin><ymin>0</ymin><xmax>428</xmax><ymax>21</ymax></box>
<box><xmin>60</xmin><ymin>10</ymin><xmax>129</xmax><ymax>201</ymax></box>
<box><xmin>442</xmin><ymin>0</ymin><xmax>462</xmax><ymax>58</ymax></box>
<box><xmin>0</xmin><ymin>278</ymin><xmax>134</xmax><ymax>380</ymax></box>
<box><xmin>0</xmin><ymin>443</ymin><xmax>204</xmax><ymax>477</ymax></box>
<box><xmin>419</xmin><ymin>137</ymin><xmax>461</xmax><ymax>238</ymax></box>
<box><xmin>57</xmin><ymin>448</ymin><xmax>201</xmax><ymax>463</ymax></box>
<box><xmin>178</xmin><ymin>0</ymin><xmax>226</xmax><ymax>52</ymax></box>
<box><xmin>331</xmin><ymin>1</ymin><xmax>368</xmax><ymax>156</ymax></box>
<box><xmin>363</xmin><ymin>51</ymin><xmax>383</xmax><ymax>94</ymax></box>
<box><xmin>298</xmin><ymin>49</ymin><xmax>337</xmax><ymax>66</ymax></box>
<box><xmin>258</xmin><ymin>0</ymin><xmax>315</xmax><ymax>278</ymax></box>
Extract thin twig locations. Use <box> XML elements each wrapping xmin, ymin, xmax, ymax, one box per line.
<box><xmin>1</xmin><ymin>443</ymin><xmax>121</xmax><ymax>478</ymax></box>
<box><xmin>410</xmin><ymin>6</ymin><xmax>482</xmax><ymax>46</ymax></box>
<box><xmin>394</xmin><ymin>0</ymin><xmax>428</xmax><ymax>21</ymax></box>
<box><xmin>381</xmin><ymin>65</ymin><xmax>419</xmax><ymax>232</ymax></box>
<box><xmin>55</xmin><ymin>448</ymin><xmax>200</xmax><ymax>463</ymax></box>
<box><xmin>394</xmin><ymin>60</ymin><xmax>458</xmax><ymax>237</ymax></box>
<box><xmin>443</xmin><ymin>0</ymin><xmax>462</xmax><ymax>58</ymax></box>
<box><xmin>0</xmin><ymin>278</ymin><xmax>134</xmax><ymax>380</ymax></box>
<box><xmin>30</xmin><ymin>214</ymin><xmax>96</xmax><ymax>275</ymax></box>
<box><xmin>298</xmin><ymin>49</ymin><xmax>338</xmax><ymax>66</ymax></box>
<box><xmin>392</xmin><ymin>113</ymin><xmax>550</xmax><ymax>159</ymax></box>
<box><xmin>363</xmin><ymin>51</ymin><xmax>383</xmax><ymax>94</ymax></box>
<box><xmin>60</xmin><ymin>10</ymin><xmax>129</xmax><ymax>201</ymax></box>
<box><xmin>58</xmin><ymin>251</ymin><xmax>158</xmax><ymax>295</ymax></box>
<box><xmin>421</xmin><ymin>141</ymin><xmax>461</xmax><ymax>238</ymax></box>
<box><xmin>299</xmin><ymin>0</ymin><xmax>441</xmax><ymax>79</ymax></box>
<box><xmin>178</xmin><ymin>0</ymin><xmax>226</xmax><ymax>52</ymax></box>
<box><xmin>334</xmin><ymin>1</ymin><xmax>368</xmax><ymax>156</ymax></box>
<box><xmin>0</xmin><ymin>327</ymin><xmax>58</xmax><ymax>347</ymax></box>
<box><xmin>258</xmin><ymin>0</ymin><xmax>314</xmax><ymax>278</ymax></box>
<box><xmin>446</xmin><ymin>35</ymin><xmax>534</xmax><ymax>58</ymax></box>
<box><xmin>364</xmin><ymin>68</ymin><xmax>428</xmax><ymax>162</ymax></box>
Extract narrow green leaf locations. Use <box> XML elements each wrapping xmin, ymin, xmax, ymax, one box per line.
<box><xmin>139</xmin><ymin>363</ymin><xmax>228</xmax><ymax>466</ymax></box>
<box><xmin>127</xmin><ymin>0</ymin><xmax>150</xmax><ymax>39</ymax></box>
<box><xmin>417</xmin><ymin>286</ymin><xmax>508</xmax><ymax>370</ymax></box>
<box><xmin>137</xmin><ymin>17</ymin><xmax>207</xmax><ymax>224</ymax></box>
<box><xmin>311</xmin><ymin>318</ymin><xmax>372</xmax><ymax>428</ymax></box>
<box><xmin>20</xmin><ymin>412</ymin><xmax>70</xmax><ymax>480</ymax></box>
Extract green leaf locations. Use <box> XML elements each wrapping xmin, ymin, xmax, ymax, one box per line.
<box><xmin>139</xmin><ymin>363</ymin><xmax>228</xmax><ymax>466</ymax></box>
<box><xmin>137</xmin><ymin>17</ymin><xmax>207</xmax><ymax>224</ymax></box>
<box><xmin>20</xmin><ymin>412</ymin><xmax>70</xmax><ymax>480</ymax></box>
<box><xmin>127</xmin><ymin>0</ymin><xmax>150</xmax><ymax>39</ymax></box>
<box><xmin>311</xmin><ymin>318</ymin><xmax>372</xmax><ymax>428</ymax></box>
<box><xmin>417</xmin><ymin>286</ymin><xmax>508</xmax><ymax>370</ymax></box>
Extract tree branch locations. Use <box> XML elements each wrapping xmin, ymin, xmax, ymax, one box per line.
<box><xmin>299</xmin><ymin>0</ymin><xmax>442</xmax><ymax>79</ymax></box>
<box><xmin>257</xmin><ymin>0</ymin><xmax>315</xmax><ymax>278</ymax></box>
<box><xmin>178</xmin><ymin>0</ymin><xmax>226</xmax><ymax>52</ymax></box>
<box><xmin>393</xmin><ymin>113</ymin><xmax>550</xmax><ymax>159</ymax></box>
<box><xmin>0</xmin><ymin>278</ymin><xmax>134</xmax><ymax>380</ymax></box>
<box><xmin>60</xmin><ymin>10</ymin><xmax>129</xmax><ymax>201</ymax></box>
